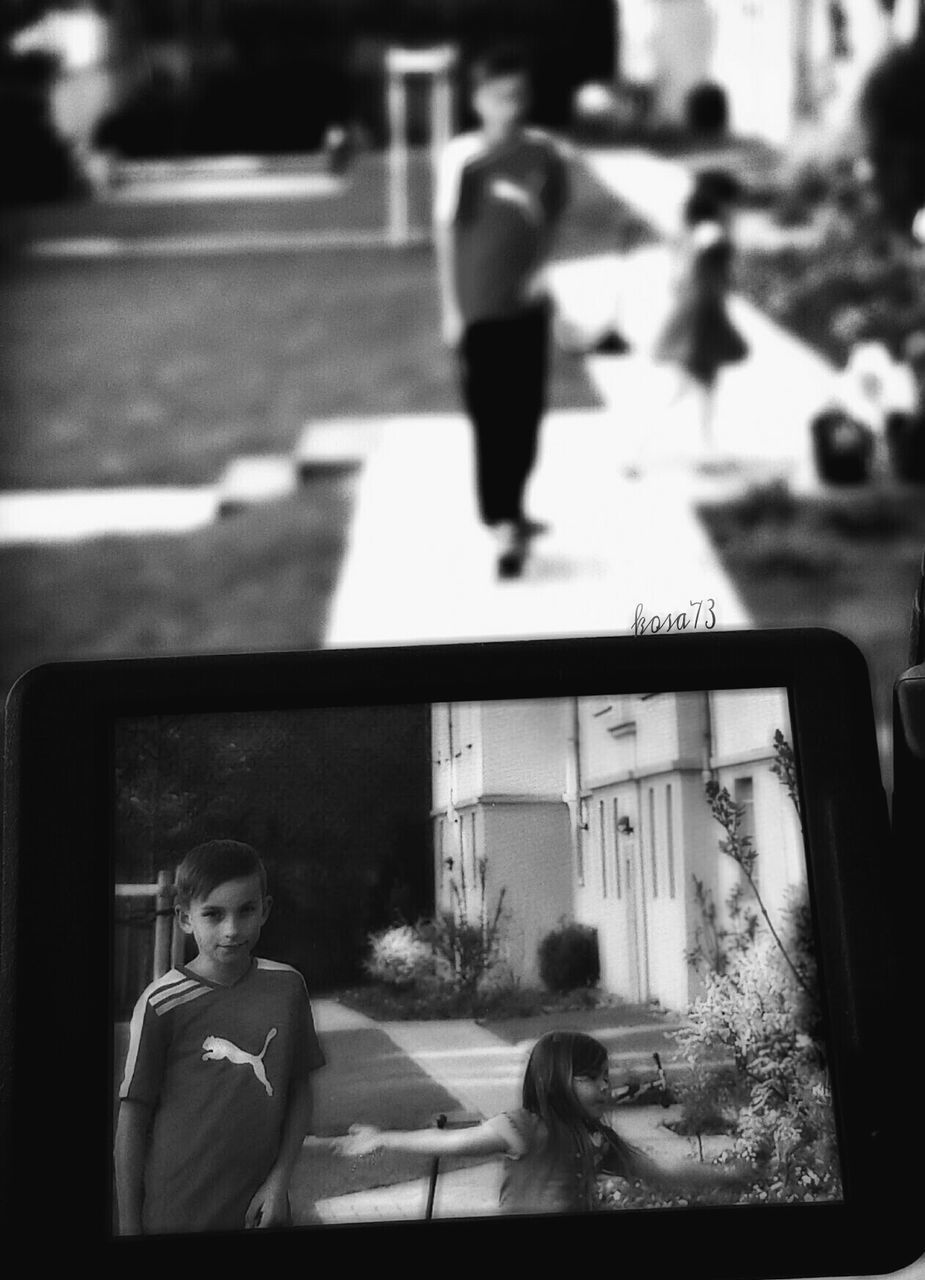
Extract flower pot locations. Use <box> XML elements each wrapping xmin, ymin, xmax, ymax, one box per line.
<box><xmin>810</xmin><ymin>409</ymin><xmax>874</xmax><ymax>485</ymax></box>
<box><xmin>885</xmin><ymin>411</ymin><xmax>925</xmax><ymax>483</ymax></box>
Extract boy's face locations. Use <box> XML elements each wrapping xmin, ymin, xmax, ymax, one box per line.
<box><xmin>177</xmin><ymin>874</ymin><xmax>270</xmax><ymax>982</ymax></box>
<box><xmin>472</xmin><ymin>72</ymin><xmax>530</xmax><ymax>136</ymax></box>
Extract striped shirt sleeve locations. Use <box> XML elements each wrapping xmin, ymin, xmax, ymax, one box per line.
<box><xmin>119</xmin><ymin>982</ymin><xmax>171</xmax><ymax>1106</ymax></box>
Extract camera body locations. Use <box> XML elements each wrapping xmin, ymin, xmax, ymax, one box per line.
<box><xmin>0</xmin><ymin>627</ymin><xmax>922</xmax><ymax>1276</ymax></box>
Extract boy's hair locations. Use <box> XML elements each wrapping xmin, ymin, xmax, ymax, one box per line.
<box><xmin>174</xmin><ymin>839</ymin><xmax>267</xmax><ymax>909</ymax></box>
<box><xmin>469</xmin><ymin>43</ymin><xmax>531</xmax><ymax>90</ymax></box>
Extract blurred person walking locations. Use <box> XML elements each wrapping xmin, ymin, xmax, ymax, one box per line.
<box><xmin>633</xmin><ymin>172</ymin><xmax>748</xmax><ymax>475</ymax></box>
<box><xmin>433</xmin><ymin>46</ymin><xmax>570</xmax><ymax>578</ymax></box>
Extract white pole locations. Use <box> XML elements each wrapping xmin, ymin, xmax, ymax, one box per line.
<box><xmin>153</xmin><ymin>869</ymin><xmax>172</xmax><ymax>981</ymax></box>
<box><xmin>387</xmin><ymin>64</ymin><xmax>409</xmax><ymax>246</ymax></box>
<box><xmin>170</xmin><ymin>864</ymin><xmax>185</xmax><ymax>969</ymax></box>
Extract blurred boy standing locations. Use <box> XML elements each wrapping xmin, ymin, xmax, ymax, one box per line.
<box><xmin>434</xmin><ymin>47</ymin><xmax>570</xmax><ymax>578</ymax></box>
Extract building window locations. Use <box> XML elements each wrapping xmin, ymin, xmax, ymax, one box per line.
<box><xmin>612</xmin><ymin>798</ymin><xmax>622</xmax><ymax>899</ymax></box>
<box><xmin>649</xmin><ymin>787</ymin><xmax>658</xmax><ymax>898</ymax></box>
<box><xmin>470</xmin><ymin>811</ymin><xmax>478</xmax><ymax>888</ymax></box>
<box><xmin>734</xmin><ymin>776</ymin><xmax>756</xmax><ymax>886</ymax></box>
<box><xmin>599</xmin><ymin>800</ymin><xmax>607</xmax><ymax>898</ymax></box>
<box><xmin>666</xmin><ymin>784</ymin><xmax>676</xmax><ymax>899</ymax></box>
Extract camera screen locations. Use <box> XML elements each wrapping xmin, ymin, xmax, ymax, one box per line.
<box><xmin>112</xmin><ymin>685</ymin><xmax>843</xmax><ymax>1235</ymax></box>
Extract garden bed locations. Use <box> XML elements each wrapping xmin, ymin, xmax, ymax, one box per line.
<box><xmin>335</xmin><ymin>981</ymin><xmax>628</xmax><ymax>1024</ymax></box>
<box><xmin>698</xmin><ymin>481</ymin><xmax>925</xmax><ymax>785</ymax></box>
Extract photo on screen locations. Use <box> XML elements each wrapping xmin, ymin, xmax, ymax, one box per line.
<box><xmin>112</xmin><ymin>686</ymin><xmax>842</xmax><ymax>1235</ymax></box>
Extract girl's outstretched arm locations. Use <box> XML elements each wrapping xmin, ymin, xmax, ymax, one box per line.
<box><xmin>332</xmin><ymin>1121</ymin><xmax>510</xmax><ymax>1161</ymax></box>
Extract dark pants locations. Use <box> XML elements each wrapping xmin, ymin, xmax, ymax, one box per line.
<box><xmin>459</xmin><ymin>302</ymin><xmax>550</xmax><ymax>526</ymax></box>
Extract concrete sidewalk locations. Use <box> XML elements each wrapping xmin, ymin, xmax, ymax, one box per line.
<box><xmin>320</xmin><ymin>147</ymin><xmax>842</xmax><ymax>647</ymax></box>
<box><xmin>322</xmin><ymin>409</ymin><xmax>752</xmax><ymax>646</ymax></box>
<box><xmin>308</xmin><ymin>998</ymin><xmax>718</xmax><ymax>1224</ymax></box>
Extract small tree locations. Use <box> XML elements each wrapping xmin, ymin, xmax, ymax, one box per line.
<box><xmin>674</xmin><ymin>731</ymin><xmax>840</xmax><ymax>1200</ymax></box>
<box><xmin>685</xmin><ymin>875</ymin><xmax>760</xmax><ymax>977</ymax></box>
<box><xmin>426</xmin><ymin>851</ymin><xmax>507</xmax><ymax>995</ymax></box>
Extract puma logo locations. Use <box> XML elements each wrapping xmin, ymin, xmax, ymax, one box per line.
<box><xmin>201</xmin><ymin>1028</ymin><xmax>278</xmax><ymax>1096</ymax></box>
<box><xmin>490</xmin><ymin>177</ymin><xmax>542</xmax><ymax>224</ymax></box>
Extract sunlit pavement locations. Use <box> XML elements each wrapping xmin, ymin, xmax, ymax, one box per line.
<box><xmin>307</xmin><ymin>998</ymin><xmax>701</xmax><ymax>1225</ymax></box>
<box><xmin>307</xmin><ymin>999</ymin><xmax>925</xmax><ymax>1275</ymax></box>
<box><xmin>323</xmin><ymin>147</ymin><xmax>841</xmax><ymax>647</ymax></box>
<box><xmin>321</xmin><ymin>408</ymin><xmax>754</xmax><ymax>646</ymax></box>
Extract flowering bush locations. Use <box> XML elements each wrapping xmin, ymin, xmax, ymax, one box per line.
<box><xmin>363</xmin><ymin>924</ymin><xmax>435</xmax><ymax>989</ymax></box>
<box><xmin>417</xmin><ymin>904</ymin><xmax>508</xmax><ymax>995</ymax></box>
<box><xmin>673</xmin><ymin>941</ymin><xmax>841</xmax><ymax>1198</ymax></box>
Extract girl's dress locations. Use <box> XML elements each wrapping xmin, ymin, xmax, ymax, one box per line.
<box><xmin>653</xmin><ymin>221</ymin><xmax>749</xmax><ymax>388</ymax></box>
<box><xmin>485</xmin><ymin>1107</ymin><xmax>651</xmax><ymax>1214</ymax></box>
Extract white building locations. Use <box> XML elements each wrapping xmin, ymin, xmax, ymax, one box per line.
<box><xmin>431</xmin><ymin>689</ymin><xmax>805</xmax><ymax>1011</ymax></box>
<box><xmin>617</xmin><ymin>0</ymin><xmax>916</xmax><ymax>147</ymax></box>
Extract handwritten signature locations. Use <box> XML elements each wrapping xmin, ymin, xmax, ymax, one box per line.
<box><xmin>632</xmin><ymin>599</ymin><xmax>716</xmax><ymax>636</ymax></box>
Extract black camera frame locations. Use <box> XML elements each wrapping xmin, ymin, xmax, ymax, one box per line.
<box><xmin>1</xmin><ymin>627</ymin><xmax>918</xmax><ymax>1277</ymax></box>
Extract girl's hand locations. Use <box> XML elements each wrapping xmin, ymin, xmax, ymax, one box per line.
<box><xmin>331</xmin><ymin>1124</ymin><xmax>384</xmax><ymax>1158</ymax></box>
<box><xmin>244</xmin><ymin>1174</ymin><xmax>290</xmax><ymax>1229</ymax></box>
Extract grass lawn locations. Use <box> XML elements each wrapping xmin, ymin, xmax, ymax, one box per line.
<box><xmin>0</xmin><ymin>150</ymin><xmax>655</xmax><ymax>706</ymax></box>
<box><xmin>0</xmin><ymin>482</ymin><xmax>350</xmax><ymax>699</ymax></box>
<box><xmin>698</xmin><ymin>482</ymin><xmax>925</xmax><ymax>787</ymax></box>
<box><xmin>0</xmin><ymin>152</ymin><xmax>649</xmax><ymax>490</ymax></box>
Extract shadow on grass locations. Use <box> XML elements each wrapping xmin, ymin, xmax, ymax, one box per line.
<box><xmin>698</xmin><ymin>479</ymin><xmax>925</xmax><ymax>788</ymax></box>
<box><xmin>0</xmin><ymin>481</ymin><xmax>352</xmax><ymax>706</ymax></box>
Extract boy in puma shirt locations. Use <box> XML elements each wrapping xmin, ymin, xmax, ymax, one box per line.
<box><xmin>114</xmin><ymin>840</ymin><xmax>325</xmax><ymax>1235</ymax></box>
<box><xmin>434</xmin><ymin>45</ymin><xmax>570</xmax><ymax>577</ymax></box>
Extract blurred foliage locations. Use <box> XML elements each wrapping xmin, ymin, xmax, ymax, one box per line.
<box><xmin>113</xmin><ymin>705</ymin><xmax>433</xmax><ymax>1003</ymax></box>
<box><xmin>95</xmin><ymin>0</ymin><xmax>614</xmax><ymax>155</ymax></box>
<box><xmin>0</xmin><ymin>47</ymin><xmax>82</xmax><ymax>205</ymax></box>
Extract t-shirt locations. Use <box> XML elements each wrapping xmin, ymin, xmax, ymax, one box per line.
<box><xmin>485</xmin><ymin>1107</ymin><xmax>645</xmax><ymax>1215</ymax></box>
<box><xmin>119</xmin><ymin>957</ymin><xmax>325</xmax><ymax>1235</ymax></box>
<box><xmin>434</xmin><ymin>127</ymin><xmax>569</xmax><ymax>325</ymax></box>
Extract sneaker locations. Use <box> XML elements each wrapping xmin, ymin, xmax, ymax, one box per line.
<box><xmin>587</xmin><ymin>329</ymin><xmax>631</xmax><ymax>356</ymax></box>
<box><xmin>492</xmin><ymin>522</ymin><xmax>527</xmax><ymax>580</ymax></box>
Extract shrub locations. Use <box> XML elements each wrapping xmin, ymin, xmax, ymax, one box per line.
<box><xmin>674</xmin><ymin>942</ymin><xmax>841</xmax><ymax>1195</ymax></box>
<box><xmin>1</xmin><ymin>50</ymin><xmax>81</xmax><ymax>205</ymax></box>
<box><xmin>537</xmin><ymin>920</ymin><xmax>600</xmax><ymax>992</ymax></box>
<box><xmin>417</xmin><ymin>906</ymin><xmax>507</xmax><ymax>996</ymax></box>
<box><xmin>363</xmin><ymin>923</ymin><xmax>435</xmax><ymax>989</ymax></box>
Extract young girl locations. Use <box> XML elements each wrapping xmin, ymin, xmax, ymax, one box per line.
<box><xmin>333</xmin><ymin>1031</ymin><xmax>752</xmax><ymax>1216</ymax></box>
<box><xmin>649</xmin><ymin>173</ymin><xmax>749</xmax><ymax>462</ymax></box>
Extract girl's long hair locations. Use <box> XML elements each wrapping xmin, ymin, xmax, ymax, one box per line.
<box><xmin>522</xmin><ymin>1031</ymin><xmax>647</xmax><ymax>1209</ymax></box>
